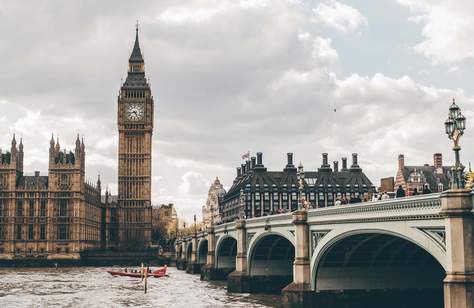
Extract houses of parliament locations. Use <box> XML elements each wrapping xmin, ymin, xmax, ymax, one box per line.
<box><xmin>0</xmin><ymin>27</ymin><xmax>154</xmax><ymax>262</ymax></box>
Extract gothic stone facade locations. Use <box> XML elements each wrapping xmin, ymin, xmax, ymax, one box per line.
<box><xmin>116</xmin><ymin>27</ymin><xmax>153</xmax><ymax>249</ymax></box>
<box><xmin>220</xmin><ymin>152</ymin><xmax>376</xmax><ymax>223</ymax></box>
<box><xmin>0</xmin><ymin>135</ymin><xmax>102</xmax><ymax>261</ymax></box>
<box><xmin>202</xmin><ymin>177</ymin><xmax>226</xmax><ymax>228</ymax></box>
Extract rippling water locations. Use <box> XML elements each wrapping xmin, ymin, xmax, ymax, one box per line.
<box><xmin>0</xmin><ymin>267</ymin><xmax>279</xmax><ymax>308</ymax></box>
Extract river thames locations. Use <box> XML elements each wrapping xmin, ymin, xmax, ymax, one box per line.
<box><xmin>0</xmin><ymin>267</ymin><xmax>279</xmax><ymax>307</ymax></box>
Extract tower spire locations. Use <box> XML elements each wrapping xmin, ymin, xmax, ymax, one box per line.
<box><xmin>129</xmin><ymin>22</ymin><xmax>143</xmax><ymax>63</ymax></box>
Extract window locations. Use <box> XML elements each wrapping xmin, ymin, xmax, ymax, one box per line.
<box><xmin>318</xmin><ymin>193</ymin><xmax>325</xmax><ymax>207</ymax></box>
<box><xmin>28</xmin><ymin>224</ymin><xmax>34</xmax><ymax>240</ymax></box>
<box><xmin>59</xmin><ymin>199</ymin><xmax>68</xmax><ymax>217</ymax></box>
<box><xmin>59</xmin><ymin>174</ymin><xmax>70</xmax><ymax>188</ymax></box>
<box><xmin>40</xmin><ymin>225</ymin><xmax>46</xmax><ymax>240</ymax></box>
<box><xmin>40</xmin><ymin>201</ymin><xmax>46</xmax><ymax>217</ymax></box>
<box><xmin>0</xmin><ymin>200</ymin><xmax>4</xmax><ymax>216</ymax></box>
<box><xmin>438</xmin><ymin>183</ymin><xmax>444</xmax><ymax>192</ymax></box>
<box><xmin>16</xmin><ymin>200</ymin><xmax>23</xmax><ymax>216</ymax></box>
<box><xmin>254</xmin><ymin>193</ymin><xmax>260</xmax><ymax>201</ymax></box>
<box><xmin>16</xmin><ymin>224</ymin><xmax>22</xmax><ymax>240</ymax></box>
<box><xmin>0</xmin><ymin>224</ymin><xmax>4</xmax><ymax>240</ymax></box>
<box><xmin>29</xmin><ymin>200</ymin><xmax>35</xmax><ymax>216</ymax></box>
<box><xmin>58</xmin><ymin>224</ymin><xmax>69</xmax><ymax>240</ymax></box>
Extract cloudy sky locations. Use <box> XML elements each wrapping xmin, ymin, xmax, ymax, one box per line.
<box><xmin>1</xmin><ymin>0</ymin><xmax>473</xmax><ymax>222</ymax></box>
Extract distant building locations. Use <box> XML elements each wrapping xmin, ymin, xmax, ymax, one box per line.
<box><xmin>219</xmin><ymin>152</ymin><xmax>376</xmax><ymax>223</ymax></box>
<box><xmin>394</xmin><ymin>153</ymin><xmax>450</xmax><ymax>196</ymax></box>
<box><xmin>380</xmin><ymin>177</ymin><xmax>395</xmax><ymax>193</ymax></box>
<box><xmin>101</xmin><ymin>192</ymin><xmax>119</xmax><ymax>249</ymax></box>
<box><xmin>202</xmin><ymin>177</ymin><xmax>226</xmax><ymax>228</ymax></box>
<box><xmin>152</xmin><ymin>203</ymin><xmax>178</xmax><ymax>240</ymax></box>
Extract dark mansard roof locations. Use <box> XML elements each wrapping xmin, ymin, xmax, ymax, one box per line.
<box><xmin>223</xmin><ymin>154</ymin><xmax>375</xmax><ymax>202</ymax></box>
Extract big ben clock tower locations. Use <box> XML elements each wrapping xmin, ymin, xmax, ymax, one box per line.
<box><xmin>117</xmin><ymin>25</ymin><xmax>153</xmax><ymax>249</ymax></box>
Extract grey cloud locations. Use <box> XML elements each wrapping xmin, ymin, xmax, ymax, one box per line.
<box><xmin>0</xmin><ymin>0</ymin><xmax>473</xmax><ymax>222</ymax></box>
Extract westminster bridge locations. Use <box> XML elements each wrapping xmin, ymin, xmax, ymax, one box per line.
<box><xmin>175</xmin><ymin>189</ymin><xmax>474</xmax><ymax>308</ymax></box>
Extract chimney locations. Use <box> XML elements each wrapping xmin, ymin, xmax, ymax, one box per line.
<box><xmin>251</xmin><ymin>157</ymin><xmax>256</xmax><ymax>169</ymax></box>
<box><xmin>237</xmin><ymin>167</ymin><xmax>242</xmax><ymax>177</ymax></box>
<box><xmin>342</xmin><ymin>157</ymin><xmax>348</xmax><ymax>170</ymax></box>
<box><xmin>322</xmin><ymin>153</ymin><xmax>328</xmax><ymax>166</ymax></box>
<box><xmin>241</xmin><ymin>164</ymin><xmax>246</xmax><ymax>174</ymax></box>
<box><xmin>333</xmin><ymin>161</ymin><xmax>339</xmax><ymax>172</ymax></box>
<box><xmin>287</xmin><ymin>153</ymin><xmax>294</xmax><ymax>166</ymax></box>
<box><xmin>352</xmin><ymin>153</ymin><xmax>359</xmax><ymax>167</ymax></box>
<box><xmin>256</xmin><ymin>152</ymin><xmax>263</xmax><ymax>166</ymax></box>
<box><xmin>398</xmin><ymin>154</ymin><xmax>405</xmax><ymax>170</ymax></box>
<box><xmin>35</xmin><ymin>171</ymin><xmax>40</xmax><ymax>177</ymax></box>
<box><xmin>246</xmin><ymin>160</ymin><xmax>251</xmax><ymax>172</ymax></box>
<box><xmin>433</xmin><ymin>153</ymin><xmax>442</xmax><ymax>168</ymax></box>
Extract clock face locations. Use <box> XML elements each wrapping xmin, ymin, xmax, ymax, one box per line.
<box><xmin>126</xmin><ymin>103</ymin><xmax>144</xmax><ymax>121</ymax></box>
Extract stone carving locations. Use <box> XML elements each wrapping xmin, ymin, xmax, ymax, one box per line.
<box><xmin>418</xmin><ymin>227</ymin><xmax>446</xmax><ymax>250</ymax></box>
<box><xmin>311</xmin><ymin>230</ymin><xmax>330</xmax><ymax>254</ymax></box>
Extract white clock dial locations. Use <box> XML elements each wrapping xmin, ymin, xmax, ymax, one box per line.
<box><xmin>126</xmin><ymin>103</ymin><xmax>144</xmax><ymax>121</ymax></box>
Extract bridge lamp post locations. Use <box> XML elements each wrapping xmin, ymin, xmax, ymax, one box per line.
<box><xmin>297</xmin><ymin>163</ymin><xmax>306</xmax><ymax>211</ymax></box>
<box><xmin>444</xmin><ymin>98</ymin><xmax>466</xmax><ymax>189</ymax></box>
<box><xmin>193</xmin><ymin>214</ymin><xmax>197</xmax><ymax>236</ymax></box>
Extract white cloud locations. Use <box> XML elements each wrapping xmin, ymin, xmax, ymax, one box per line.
<box><xmin>312</xmin><ymin>0</ymin><xmax>368</xmax><ymax>33</ymax></box>
<box><xmin>178</xmin><ymin>171</ymin><xmax>209</xmax><ymax>196</ymax></box>
<box><xmin>398</xmin><ymin>0</ymin><xmax>474</xmax><ymax>63</ymax></box>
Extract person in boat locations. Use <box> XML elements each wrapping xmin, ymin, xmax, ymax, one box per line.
<box><xmin>124</xmin><ymin>268</ymin><xmax>128</xmax><ymax>273</ymax></box>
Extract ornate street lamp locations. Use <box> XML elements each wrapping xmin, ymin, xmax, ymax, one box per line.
<box><xmin>297</xmin><ymin>163</ymin><xmax>306</xmax><ymax>211</ymax></box>
<box><xmin>193</xmin><ymin>214</ymin><xmax>197</xmax><ymax>236</ymax></box>
<box><xmin>445</xmin><ymin>98</ymin><xmax>467</xmax><ymax>189</ymax></box>
<box><xmin>239</xmin><ymin>188</ymin><xmax>246</xmax><ymax>219</ymax></box>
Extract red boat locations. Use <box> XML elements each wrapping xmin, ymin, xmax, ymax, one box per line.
<box><xmin>107</xmin><ymin>265</ymin><xmax>167</xmax><ymax>278</ymax></box>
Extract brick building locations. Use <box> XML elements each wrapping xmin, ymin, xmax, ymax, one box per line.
<box><xmin>394</xmin><ymin>153</ymin><xmax>451</xmax><ymax>196</ymax></box>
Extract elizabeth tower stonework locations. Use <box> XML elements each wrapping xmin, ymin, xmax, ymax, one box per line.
<box><xmin>117</xmin><ymin>27</ymin><xmax>153</xmax><ymax>249</ymax></box>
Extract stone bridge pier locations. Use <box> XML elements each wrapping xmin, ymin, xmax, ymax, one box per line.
<box><xmin>186</xmin><ymin>235</ymin><xmax>200</xmax><ymax>274</ymax></box>
<box><xmin>178</xmin><ymin>190</ymin><xmax>474</xmax><ymax>308</ymax></box>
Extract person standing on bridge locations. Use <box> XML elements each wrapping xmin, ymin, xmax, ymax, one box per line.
<box><xmin>396</xmin><ymin>185</ymin><xmax>406</xmax><ymax>198</ymax></box>
<box><xmin>422</xmin><ymin>184</ymin><xmax>432</xmax><ymax>194</ymax></box>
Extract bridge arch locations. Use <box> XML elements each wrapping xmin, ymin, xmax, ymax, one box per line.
<box><xmin>186</xmin><ymin>241</ymin><xmax>193</xmax><ymax>262</ymax></box>
<box><xmin>311</xmin><ymin>229</ymin><xmax>445</xmax><ymax>307</ymax></box>
<box><xmin>197</xmin><ymin>238</ymin><xmax>208</xmax><ymax>265</ymax></box>
<box><xmin>248</xmin><ymin>231</ymin><xmax>295</xmax><ymax>293</ymax></box>
<box><xmin>215</xmin><ymin>235</ymin><xmax>237</xmax><ymax>270</ymax></box>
